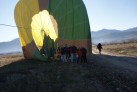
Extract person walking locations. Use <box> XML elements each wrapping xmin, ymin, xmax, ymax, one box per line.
<box><xmin>97</xmin><ymin>43</ymin><xmax>103</xmax><ymax>55</ymax></box>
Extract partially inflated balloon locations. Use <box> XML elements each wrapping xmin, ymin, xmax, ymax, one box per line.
<box><xmin>14</xmin><ymin>0</ymin><xmax>91</xmax><ymax>61</ymax></box>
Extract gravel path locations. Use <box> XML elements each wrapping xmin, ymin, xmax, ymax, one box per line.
<box><xmin>92</xmin><ymin>48</ymin><xmax>137</xmax><ymax>79</ymax></box>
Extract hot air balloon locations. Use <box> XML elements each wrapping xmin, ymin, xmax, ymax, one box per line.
<box><xmin>14</xmin><ymin>0</ymin><xmax>92</xmax><ymax>61</ymax></box>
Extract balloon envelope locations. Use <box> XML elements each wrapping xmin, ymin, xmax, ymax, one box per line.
<box><xmin>14</xmin><ymin>0</ymin><xmax>91</xmax><ymax>61</ymax></box>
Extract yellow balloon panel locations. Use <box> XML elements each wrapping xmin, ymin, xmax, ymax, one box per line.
<box><xmin>14</xmin><ymin>0</ymin><xmax>39</xmax><ymax>47</ymax></box>
<box><xmin>31</xmin><ymin>10</ymin><xmax>58</xmax><ymax>48</ymax></box>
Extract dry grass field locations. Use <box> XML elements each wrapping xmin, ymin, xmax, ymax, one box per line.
<box><xmin>0</xmin><ymin>53</ymin><xmax>24</xmax><ymax>67</ymax></box>
<box><xmin>102</xmin><ymin>41</ymin><xmax>137</xmax><ymax>57</ymax></box>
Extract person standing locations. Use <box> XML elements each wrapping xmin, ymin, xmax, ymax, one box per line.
<box><xmin>57</xmin><ymin>46</ymin><xmax>61</xmax><ymax>62</ymax></box>
<box><xmin>61</xmin><ymin>45</ymin><xmax>66</xmax><ymax>62</ymax></box>
<box><xmin>64</xmin><ymin>44</ymin><xmax>69</xmax><ymax>62</ymax></box>
<box><xmin>77</xmin><ymin>48</ymin><xmax>82</xmax><ymax>63</ymax></box>
<box><xmin>81</xmin><ymin>47</ymin><xmax>87</xmax><ymax>63</ymax></box>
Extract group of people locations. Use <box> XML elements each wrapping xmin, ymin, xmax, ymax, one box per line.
<box><xmin>40</xmin><ymin>41</ymin><xmax>103</xmax><ymax>62</ymax></box>
<box><xmin>57</xmin><ymin>44</ymin><xmax>88</xmax><ymax>63</ymax></box>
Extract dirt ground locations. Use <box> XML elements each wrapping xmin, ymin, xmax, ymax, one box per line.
<box><xmin>0</xmin><ymin>51</ymin><xmax>137</xmax><ymax>92</ymax></box>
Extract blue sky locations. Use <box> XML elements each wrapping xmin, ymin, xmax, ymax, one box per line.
<box><xmin>0</xmin><ymin>0</ymin><xmax>137</xmax><ymax>42</ymax></box>
<box><xmin>84</xmin><ymin>0</ymin><xmax>137</xmax><ymax>31</ymax></box>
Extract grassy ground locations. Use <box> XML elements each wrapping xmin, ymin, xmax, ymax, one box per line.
<box><xmin>0</xmin><ymin>55</ymin><xmax>137</xmax><ymax>92</ymax></box>
<box><xmin>102</xmin><ymin>41</ymin><xmax>137</xmax><ymax>57</ymax></box>
<box><xmin>0</xmin><ymin>54</ymin><xmax>23</xmax><ymax>67</ymax></box>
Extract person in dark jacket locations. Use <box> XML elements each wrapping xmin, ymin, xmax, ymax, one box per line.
<box><xmin>64</xmin><ymin>44</ymin><xmax>69</xmax><ymax>62</ymax></box>
<box><xmin>72</xmin><ymin>46</ymin><xmax>77</xmax><ymax>62</ymax></box>
<box><xmin>81</xmin><ymin>47</ymin><xmax>87</xmax><ymax>63</ymax></box>
<box><xmin>61</xmin><ymin>45</ymin><xmax>66</xmax><ymax>62</ymax></box>
<box><xmin>97</xmin><ymin>43</ymin><xmax>103</xmax><ymax>55</ymax></box>
<box><xmin>57</xmin><ymin>46</ymin><xmax>61</xmax><ymax>62</ymax></box>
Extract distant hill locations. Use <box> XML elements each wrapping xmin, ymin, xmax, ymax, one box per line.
<box><xmin>92</xmin><ymin>27</ymin><xmax>137</xmax><ymax>44</ymax></box>
<box><xmin>0</xmin><ymin>38</ymin><xmax>22</xmax><ymax>54</ymax></box>
<box><xmin>1</xmin><ymin>27</ymin><xmax>137</xmax><ymax>54</ymax></box>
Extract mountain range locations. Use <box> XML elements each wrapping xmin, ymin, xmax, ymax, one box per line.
<box><xmin>0</xmin><ymin>38</ymin><xmax>22</xmax><ymax>54</ymax></box>
<box><xmin>92</xmin><ymin>27</ymin><xmax>137</xmax><ymax>44</ymax></box>
<box><xmin>0</xmin><ymin>27</ymin><xmax>137</xmax><ymax>54</ymax></box>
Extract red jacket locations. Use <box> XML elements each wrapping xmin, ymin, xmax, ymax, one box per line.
<box><xmin>77</xmin><ymin>49</ymin><xmax>82</xmax><ymax>57</ymax></box>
